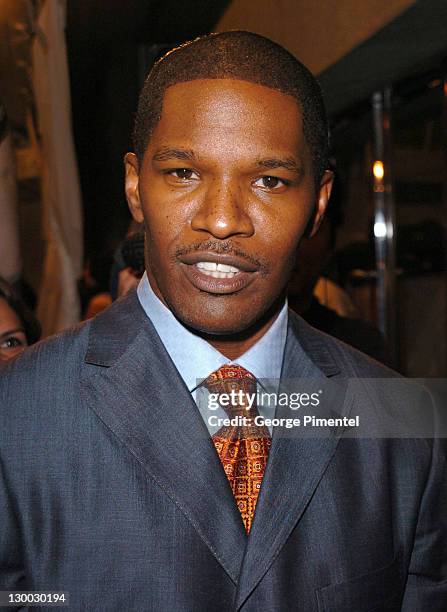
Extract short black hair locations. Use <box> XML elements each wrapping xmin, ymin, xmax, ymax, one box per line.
<box><xmin>0</xmin><ymin>277</ymin><xmax>41</xmax><ymax>345</ymax></box>
<box><xmin>133</xmin><ymin>31</ymin><xmax>329</xmax><ymax>183</ymax></box>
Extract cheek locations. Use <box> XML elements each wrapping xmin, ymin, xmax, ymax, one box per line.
<box><xmin>143</xmin><ymin>210</ymin><xmax>178</xmax><ymax>254</ymax></box>
<box><xmin>0</xmin><ymin>347</ymin><xmax>23</xmax><ymax>360</ymax></box>
<box><xmin>254</xmin><ymin>195</ymin><xmax>314</xmax><ymax>246</ymax></box>
<box><xmin>264</xmin><ymin>221</ymin><xmax>308</xmax><ymax>265</ymax></box>
<box><xmin>141</xmin><ymin>186</ymin><xmax>193</xmax><ymax>245</ymax></box>
<box><xmin>143</xmin><ymin>215</ymin><xmax>186</xmax><ymax>286</ymax></box>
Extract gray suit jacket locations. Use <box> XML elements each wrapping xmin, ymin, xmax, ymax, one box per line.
<box><xmin>1</xmin><ymin>291</ymin><xmax>446</xmax><ymax>611</ymax></box>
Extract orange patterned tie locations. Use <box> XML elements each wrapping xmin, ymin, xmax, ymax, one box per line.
<box><xmin>204</xmin><ymin>364</ymin><xmax>271</xmax><ymax>533</ymax></box>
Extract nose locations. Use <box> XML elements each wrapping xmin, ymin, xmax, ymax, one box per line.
<box><xmin>191</xmin><ymin>177</ymin><xmax>254</xmax><ymax>239</ymax></box>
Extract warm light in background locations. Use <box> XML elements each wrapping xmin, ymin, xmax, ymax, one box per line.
<box><xmin>374</xmin><ymin>221</ymin><xmax>387</xmax><ymax>238</ymax></box>
<box><xmin>428</xmin><ymin>78</ymin><xmax>441</xmax><ymax>89</ymax></box>
<box><xmin>373</xmin><ymin>160</ymin><xmax>384</xmax><ymax>180</ymax></box>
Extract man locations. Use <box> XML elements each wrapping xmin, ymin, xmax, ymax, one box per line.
<box><xmin>1</xmin><ymin>32</ymin><xmax>445</xmax><ymax>611</ymax></box>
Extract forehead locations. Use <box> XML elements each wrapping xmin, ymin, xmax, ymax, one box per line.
<box><xmin>0</xmin><ymin>298</ymin><xmax>21</xmax><ymax>329</ymax></box>
<box><xmin>145</xmin><ymin>79</ymin><xmax>307</xmax><ymax>161</ymax></box>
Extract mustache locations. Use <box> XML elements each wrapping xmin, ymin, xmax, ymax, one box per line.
<box><xmin>174</xmin><ymin>240</ymin><xmax>267</xmax><ymax>272</ymax></box>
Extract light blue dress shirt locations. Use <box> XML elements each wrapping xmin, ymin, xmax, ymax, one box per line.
<box><xmin>137</xmin><ymin>273</ymin><xmax>288</xmax><ymax>434</ymax></box>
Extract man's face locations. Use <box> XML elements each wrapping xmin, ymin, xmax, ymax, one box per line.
<box><xmin>125</xmin><ymin>79</ymin><xmax>332</xmax><ymax>335</ymax></box>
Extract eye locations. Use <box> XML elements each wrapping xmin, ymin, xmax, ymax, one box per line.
<box><xmin>253</xmin><ymin>175</ymin><xmax>289</xmax><ymax>190</ymax></box>
<box><xmin>0</xmin><ymin>335</ymin><xmax>26</xmax><ymax>349</ymax></box>
<box><xmin>166</xmin><ymin>168</ymin><xmax>199</xmax><ymax>181</ymax></box>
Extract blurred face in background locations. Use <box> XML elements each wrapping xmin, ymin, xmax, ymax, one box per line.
<box><xmin>288</xmin><ymin>215</ymin><xmax>333</xmax><ymax>305</ymax></box>
<box><xmin>0</xmin><ymin>298</ymin><xmax>28</xmax><ymax>361</ymax></box>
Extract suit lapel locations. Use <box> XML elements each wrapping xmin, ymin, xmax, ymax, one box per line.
<box><xmin>81</xmin><ymin>292</ymin><xmax>247</xmax><ymax>584</ymax></box>
<box><xmin>235</xmin><ymin>312</ymin><xmax>351</xmax><ymax>609</ymax></box>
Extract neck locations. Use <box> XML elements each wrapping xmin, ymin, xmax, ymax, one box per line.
<box><xmin>194</xmin><ymin>294</ymin><xmax>286</xmax><ymax>360</ymax></box>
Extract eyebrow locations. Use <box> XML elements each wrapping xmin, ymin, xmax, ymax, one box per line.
<box><xmin>152</xmin><ymin>147</ymin><xmax>197</xmax><ymax>162</ymax></box>
<box><xmin>152</xmin><ymin>148</ymin><xmax>303</xmax><ymax>175</ymax></box>
<box><xmin>0</xmin><ymin>328</ymin><xmax>25</xmax><ymax>341</ymax></box>
<box><xmin>255</xmin><ymin>157</ymin><xmax>303</xmax><ymax>175</ymax></box>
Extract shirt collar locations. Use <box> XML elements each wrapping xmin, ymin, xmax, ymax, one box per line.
<box><xmin>137</xmin><ymin>273</ymin><xmax>288</xmax><ymax>391</ymax></box>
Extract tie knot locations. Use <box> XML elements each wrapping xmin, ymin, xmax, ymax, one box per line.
<box><xmin>204</xmin><ymin>364</ymin><xmax>257</xmax><ymax>415</ymax></box>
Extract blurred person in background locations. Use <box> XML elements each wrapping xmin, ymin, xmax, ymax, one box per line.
<box><xmin>0</xmin><ymin>277</ymin><xmax>41</xmax><ymax>361</ymax></box>
<box><xmin>288</xmin><ymin>173</ymin><xmax>390</xmax><ymax>365</ymax></box>
<box><xmin>79</xmin><ymin>250</ymin><xmax>114</xmax><ymax>320</ymax></box>
<box><xmin>110</xmin><ymin>225</ymin><xmax>145</xmax><ymax>300</ymax></box>
<box><xmin>79</xmin><ymin>224</ymin><xmax>145</xmax><ymax>320</ymax></box>
<box><xmin>288</xmin><ymin>208</ymin><xmax>391</xmax><ymax>365</ymax></box>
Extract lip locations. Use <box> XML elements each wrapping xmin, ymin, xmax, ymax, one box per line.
<box><xmin>178</xmin><ymin>252</ymin><xmax>259</xmax><ymax>295</ymax></box>
<box><xmin>178</xmin><ymin>251</ymin><xmax>259</xmax><ymax>273</ymax></box>
<box><xmin>180</xmin><ymin>263</ymin><xmax>257</xmax><ymax>294</ymax></box>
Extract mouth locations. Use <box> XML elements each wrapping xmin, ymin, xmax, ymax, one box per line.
<box><xmin>178</xmin><ymin>252</ymin><xmax>259</xmax><ymax>294</ymax></box>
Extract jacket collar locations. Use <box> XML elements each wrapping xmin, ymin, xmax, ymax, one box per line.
<box><xmin>84</xmin><ymin>292</ymin><xmax>341</xmax><ymax>378</ymax></box>
<box><xmin>286</xmin><ymin>309</ymin><xmax>341</xmax><ymax>378</ymax></box>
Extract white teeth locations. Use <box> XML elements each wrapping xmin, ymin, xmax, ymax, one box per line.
<box><xmin>194</xmin><ymin>262</ymin><xmax>239</xmax><ymax>279</ymax></box>
<box><xmin>195</xmin><ymin>261</ymin><xmax>240</xmax><ymax>276</ymax></box>
<box><xmin>217</xmin><ymin>263</ymin><xmax>240</xmax><ymax>273</ymax></box>
<box><xmin>197</xmin><ymin>261</ymin><xmax>217</xmax><ymax>271</ymax></box>
<box><xmin>202</xmin><ymin>270</ymin><xmax>237</xmax><ymax>279</ymax></box>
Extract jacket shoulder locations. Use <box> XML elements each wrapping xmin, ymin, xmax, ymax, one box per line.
<box><xmin>288</xmin><ymin>309</ymin><xmax>399</xmax><ymax>379</ymax></box>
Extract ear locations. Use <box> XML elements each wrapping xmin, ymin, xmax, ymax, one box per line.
<box><xmin>308</xmin><ymin>170</ymin><xmax>334</xmax><ymax>238</ymax></box>
<box><xmin>124</xmin><ymin>152</ymin><xmax>144</xmax><ymax>224</ymax></box>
